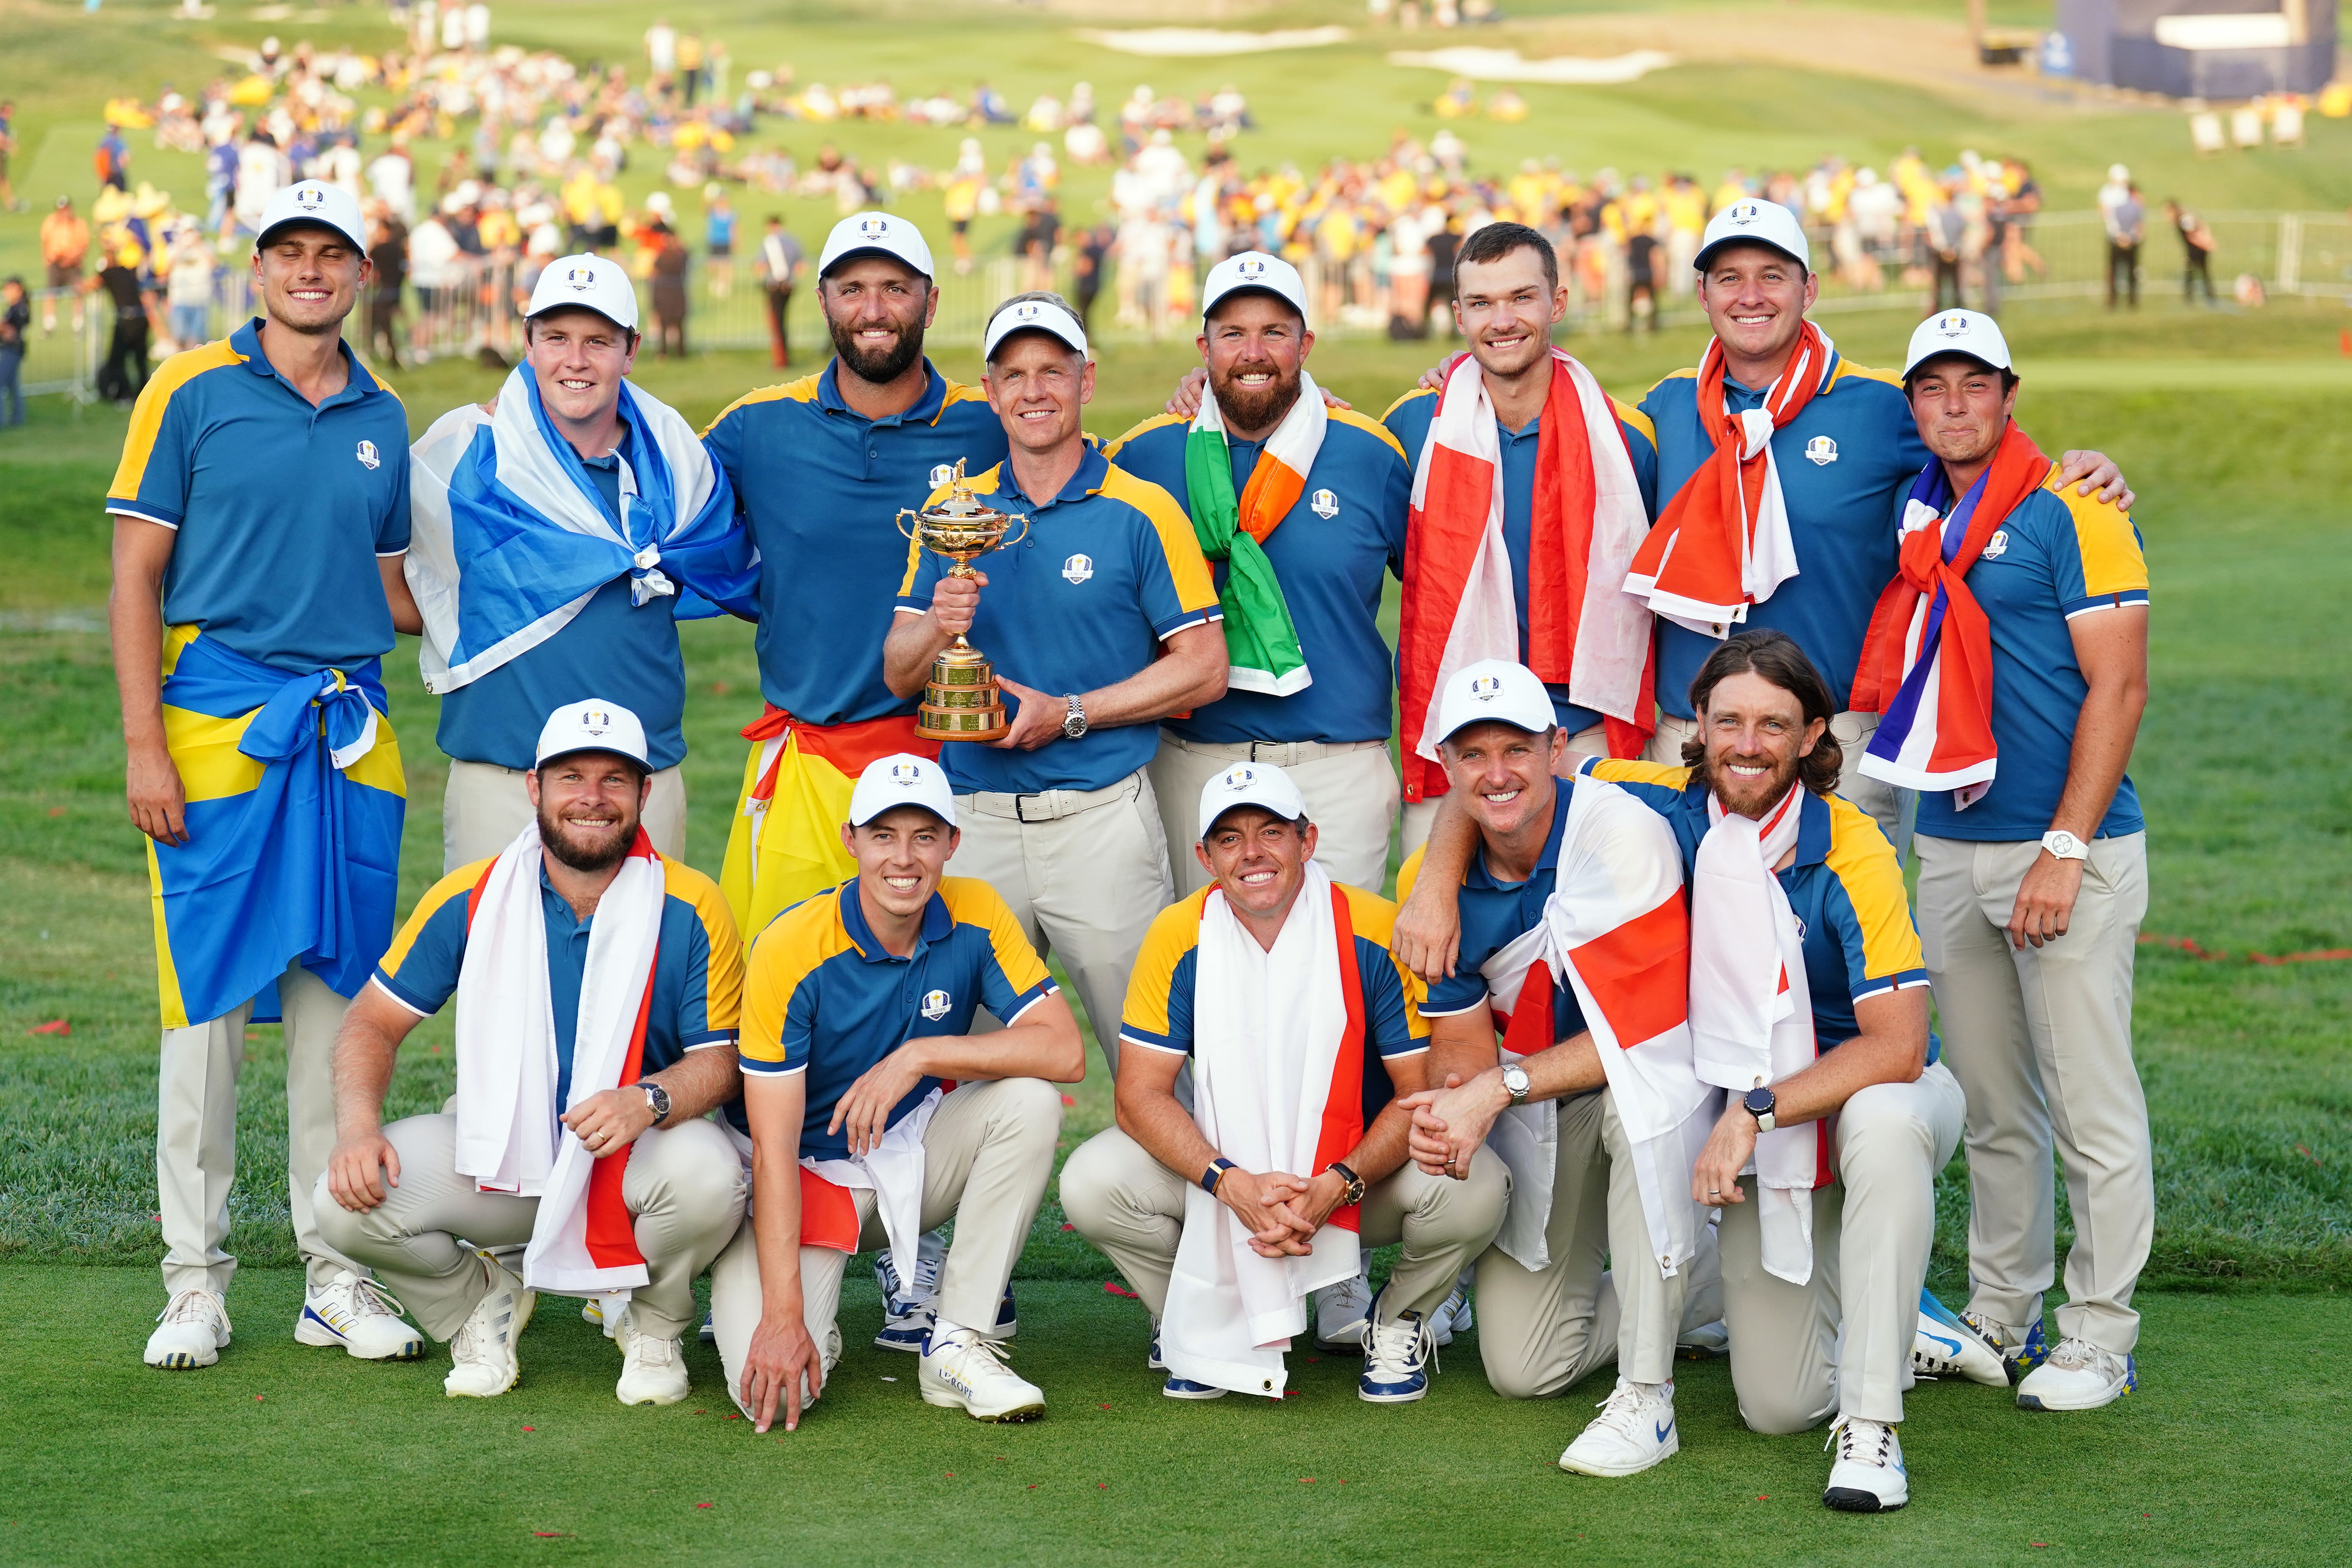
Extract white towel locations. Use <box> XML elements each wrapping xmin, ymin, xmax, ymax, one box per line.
<box><xmin>798</xmin><ymin>1086</ymin><xmax>942</xmax><ymax>1279</ymax></box>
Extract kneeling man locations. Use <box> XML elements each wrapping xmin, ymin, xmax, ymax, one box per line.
<box><xmin>714</xmin><ymin>754</ymin><xmax>1083</xmax><ymax>1432</ymax></box>
<box><xmin>1581</xmin><ymin>630</ymin><xmax>1968</xmax><ymax>1512</ymax></box>
<box><xmin>1062</xmin><ymin>761</ymin><xmax>1505</xmax><ymax>1403</ymax></box>
<box><xmin>320</xmin><ymin>701</ymin><xmax>749</xmax><ymax>1403</ymax></box>
<box><xmin>1397</xmin><ymin>660</ymin><xmax>1710</xmax><ymax>1477</ymax></box>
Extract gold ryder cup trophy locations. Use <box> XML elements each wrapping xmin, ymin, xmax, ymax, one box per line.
<box><xmin>897</xmin><ymin>461</ymin><xmax>1031</xmax><ymax>742</ymax></box>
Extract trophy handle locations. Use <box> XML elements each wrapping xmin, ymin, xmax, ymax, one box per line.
<box><xmin>896</xmin><ymin>507</ymin><xmax>921</xmax><ymax>544</ymax></box>
<box><xmin>1003</xmin><ymin>512</ymin><xmax>1031</xmax><ymax>551</ymax></box>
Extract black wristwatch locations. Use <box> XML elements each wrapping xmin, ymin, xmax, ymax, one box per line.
<box><xmin>1742</xmin><ymin>1085</ymin><xmax>1777</xmax><ymax>1134</ymax></box>
<box><xmin>1202</xmin><ymin>1156</ymin><xmax>1236</xmax><ymax>1195</ymax></box>
<box><xmin>639</xmin><ymin>1081</ymin><xmax>672</xmax><ymax>1128</ymax></box>
<box><xmin>1326</xmin><ymin>1161</ymin><xmax>1366</xmax><ymax>1207</ymax></box>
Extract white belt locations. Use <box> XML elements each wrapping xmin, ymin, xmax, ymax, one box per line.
<box><xmin>961</xmin><ymin>769</ymin><xmax>1144</xmax><ymax>825</ymax></box>
<box><xmin>1159</xmin><ymin>731</ymin><xmax>1389</xmax><ymax>768</ymax></box>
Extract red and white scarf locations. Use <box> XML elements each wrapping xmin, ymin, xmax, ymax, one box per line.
<box><xmin>1624</xmin><ymin>323</ymin><xmax>1836</xmax><ymax>635</ymax></box>
<box><xmin>452</xmin><ymin>823</ymin><xmax>667</xmax><ymax>1296</ymax></box>
<box><xmin>1397</xmin><ymin>350</ymin><xmax>1656</xmax><ymax>803</ymax></box>
<box><xmin>1853</xmin><ymin>422</ymin><xmax>2053</xmax><ymax>806</ymax></box>
<box><xmin>1688</xmin><ymin>782</ymin><xmax>1830</xmax><ymax>1285</ymax></box>
<box><xmin>1162</xmin><ymin>863</ymin><xmax>1365</xmax><ymax>1398</ymax></box>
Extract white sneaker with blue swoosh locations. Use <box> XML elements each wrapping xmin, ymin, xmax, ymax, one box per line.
<box><xmin>295</xmin><ymin>1269</ymin><xmax>426</xmax><ymax>1360</ymax></box>
<box><xmin>1823</xmin><ymin>1415</ymin><xmax>1908</xmax><ymax>1512</ymax></box>
<box><xmin>1909</xmin><ymin>1288</ymin><xmax>2009</xmax><ymax>1387</ymax></box>
<box><xmin>1559</xmin><ymin>1378</ymin><xmax>1679</xmax><ymax>1477</ymax></box>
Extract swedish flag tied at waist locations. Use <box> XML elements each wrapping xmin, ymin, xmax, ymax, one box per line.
<box><xmin>148</xmin><ymin>625</ymin><xmax>408</xmax><ymax>1029</ymax></box>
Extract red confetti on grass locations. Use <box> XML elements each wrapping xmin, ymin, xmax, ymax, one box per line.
<box><xmin>1060</xmin><ymin>1223</ymin><xmax>1075</xmax><ymax>1231</ymax></box>
<box><xmin>1756</xmin><ymin>1495</ymin><xmax>1768</xmax><ymax>1501</ymax></box>
<box><xmin>2139</xmin><ymin>933</ymin><xmax>2352</xmax><ymax>965</ymax></box>
<box><xmin>1097</xmin><ymin>1484</ymin><xmax>1108</xmax><ymax>1491</ymax></box>
<box><xmin>697</xmin><ymin>1503</ymin><xmax>714</xmax><ymax>1510</ymax></box>
<box><xmin>2299</xmin><ymin>1144</ymin><xmax>2323</xmax><ymax>1165</ymax></box>
<box><xmin>253</xmin><ymin>1395</ymin><xmax>263</xmax><ymax>1402</ymax></box>
<box><xmin>945</xmin><ymin>1473</ymin><xmax>955</xmax><ymax>1479</ymax></box>
<box><xmin>725</xmin><ymin>1413</ymin><xmax>742</xmax><ymax>1421</ymax></box>
<box><xmin>2030</xmin><ymin>1544</ymin><xmax>2048</xmax><ymax>1549</ymax></box>
<box><xmin>1061</xmin><ymin>1094</ymin><xmax>1076</xmax><ymax>1106</ymax></box>
<box><xmin>1028</xmin><ymin>1484</ymin><xmax>1038</xmax><ymax>1490</ymax></box>
<box><xmin>47</xmin><ymin>806</ymin><xmax>67</xmax><ymax>818</ymax></box>
<box><xmin>26</xmin><ymin>1020</ymin><xmax>69</xmax><ymax>1037</ymax></box>
<box><xmin>531</xmin><ymin>1532</ymin><xmax>574</xmax><ymax>1539</ymax></box>
<box><xmin>711</xmin><ymin>682</ymin><xmax>731</xmax><ymax>695</ymax></box>
<box><xmin>521</xmin><ymin>1426</ymin><xmax>534</xmax><ymax>1432</ymax></box>
<box><xmin>1298</xmin><ymin>1477</ymin><xmax>1316</xmax><ymax>1484</ymax></box>
<box><xmin>1103</xmin><ymin>1281</ymin><xmax>1139</xmax><ymax>1299</ymax></box>
<box><xmin>1098</xmin><ymin>1403</ymin><xmax>1111</xmax><ymax>1409</ymax></box>
<box><xmin>1283</xmin><ymin>1390</ymin><xmax>1304</xmax><ymax>1398</ymax></box>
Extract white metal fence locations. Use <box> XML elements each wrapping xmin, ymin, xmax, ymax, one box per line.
<box><xmin>19</xmin><ymin>210</ymin><xmax>2349</xmax><ymax>397</ymax></box>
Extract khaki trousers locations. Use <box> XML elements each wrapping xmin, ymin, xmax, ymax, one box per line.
<box><xmin>1917</xmin><ymin>832</ymin><xmax>2152</xmax><ymax>1352</ymax></box>
<box><xmin>312</xmin><ymin>1112</ymin><xmax>747</xmax><ymax>1340</ymax></box>
<box><xmin>1476</xmin><ymin>1088</ymin><xmax>1686</xmax><ymax>1395</ymax></box>
<box><xmin>1059</xmin><ymin>1126</ymin><xmax>1509</xmax><ymax>1322</ymax></box>
<box><xmin>1646</xmin><ymin>710</ymin><xmax>1911</xmax><ymax>856</ymax></box>
<box><xmin>1401</xmin><ymin>723</ymin><xmax>1606</xmax><ymax>857</ymax></box>
<box><xmin>710</xmin><ymin>1077</ymin><xmax>1064</xmax><ymax>1408</ymax></box>
<box><xmin>950</xmin><ymin>769</ymin><xmax>1173</xmax><ymax>1074</ymax></box>
<box><xmin>443</xmin><ymin>758</ymin><xmax>688</xmax><ymax>872</ymax></box>
<box><xmin>159</xmin><ymin>958</ymin><xmax>354</xmax><ymax>1297</ymax></box>
<box><xmin>1718</xmin><ymin>1061</ymin><xmax>1967</xmax><ymax>1432</ymax></box>
<box><xmin>1149</xmin><ymin>732</ymin><xmax>1400</xmax><ymax>897</ymax></box>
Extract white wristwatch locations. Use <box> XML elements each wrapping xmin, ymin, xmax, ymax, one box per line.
<box><xmin>2040</xmin><ymin>829</ymin><xmax>2088</xmax><ymax>862</ymax></box>
<box><xmin>1500</xmin><ymin>1064</ymin><xmax>1531</xmax><ymax>1107</ymax></box>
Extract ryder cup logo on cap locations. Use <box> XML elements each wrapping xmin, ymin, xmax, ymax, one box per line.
<box><xmin>1436</xmin><ymin>659</ymin><xmax>1555</xmax><ymax>746</ymax></box>
<box><xmin>983</xmin><ymin>294</ymin><xmax>1088</xmax><ymax>361</ymax></box>
<box><xmin>1201</xmin><ymin>249</ymin><xmax>1308</xmax><ymax>323</ymax></box>
<box><xmin>1901</xmin><ymin>307</ymin><xmax>2012</xmax><ymax>379</ymax></box>
<box><xmin>1197</xmin><ymin>759</ymin><xmax>1309</xmax><ymax>841</ymax></box>
<box><xmin>816</xmin><ymin>209</ymin><xmax>936</xmax><ymax>280</ymax></box>
<box><xmin>525</xmin><ymin>252</ymin><xmax>640</xmax><ymax>332</ymax></box>
<box><xmin>1694</xmin><ymin>196</ymin><xmax>1809</xmax><ymax>273</ymax></box>
<box><xmin>849</xmin><ymin>752</ymin><xmax>957</xmax><ymax>829</ymax></box>
<box><xmin>534</xmin><ymin>699</ymin><xmax>651</xmax><ymax>770</ymax></box>
<box><xmin>255</xmin><ymin>179</ymin><xmax>368</xmax><ymax>254</ymax></box>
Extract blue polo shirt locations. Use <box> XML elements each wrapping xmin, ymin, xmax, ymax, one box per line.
<box><xmin>1640</xmin><ymin>356</ymin><xmax>1928</xmax><ymax>718</ymax></box>
<box><xmin>1121</xmin><ymin>882</ymin><xmax>1429</xmax><ymax>1127</ymax></box>
<box><xmin>1398</xmin><ymin>781</ymin><xmax>1591</xmax><ymax>1043</ymax></box>
<box><xmin>374</xmin><ymin>855</ymin><xmax>742</xmax><ymax>1111</ymax></box>
<box><xmin>1912</xmin><ymin>477</ymin><xmax>2149</xmax><ymax>843</ymax></box>
<box><xmin>435</xmin><ymin>435</ymin><xmax>691</xmax><ymax>772</ymax></box>
<box><xmin>1384</xmin><ymin>383</ymin><xmax>1661</xmax><ymax>736</ymax></box>
<box><xmin>702</xmin><ymin>359</ymin><xmax>1008</xmax><ymax>726</ymax></box>
<box><xmin>1581</xmin><ymin>760</ymin><xmax>1932</xmax><ymax>1051</ymax></box>
<box><xmin>1104</xmin><ymin>408</ymin><xmax>1415</xmax><ymax>745</ymax></box>
<box><xmin>738</xmin><ymin>876</ymin><xmax>1059</xmax><ymax>1157</ymax></box>
<box><xmin>107</xmin><ymin>319</ymin><xmax>411</xmax><ymax>672</ymax></box>
<box><xmin>895</xmin><ymin>446</ymin><xmax>1222</xmax><ymax>795</ymax></box>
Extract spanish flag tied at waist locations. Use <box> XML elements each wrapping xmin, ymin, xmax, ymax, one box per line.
<box><xmin>720</xmin><ymin>704</ymin><xmax>939</xmax><ymax>941</ymax></box>
<box><xmin>146</xmin><ymin>625</ymin><xmax>406</xmax><ymax>1029</ymax></box>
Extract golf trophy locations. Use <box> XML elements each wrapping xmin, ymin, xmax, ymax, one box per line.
<box><xmin>897</xmin><ymin>461</ymin><xmax>1030</xmax><ymax>742</ymax></box>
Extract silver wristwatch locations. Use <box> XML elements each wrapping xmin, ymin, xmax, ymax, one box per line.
<box><xmin>2040</xmin><ymin>829</ymin><xmax>2087</xmax><ymax>862</ymax></box>
<box><xmin>1061</xmin><ymin>693</ymin><xmax>1088</xmax><ymax>740</ymax></box>
<box><xmin>1500</xmin><ymin>1063</ymin><xmax>1532</xmax><ymax>1107</ymax></box>
<box><xmin>639</xmin><ymin>1081</ymin><xmax>671</xmax><ymax>1127</ymax></box>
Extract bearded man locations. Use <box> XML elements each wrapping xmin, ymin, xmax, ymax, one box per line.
<box><xmin>318</xmin><ymin>702</ymin><xmax>749</xmax><ymax>1405</ymax></box>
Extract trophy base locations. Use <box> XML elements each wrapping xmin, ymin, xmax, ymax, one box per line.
<box><xmin>917</xmin><ymin>644</ymin><xmax>1009</xmax><ymax>744</ymax></box>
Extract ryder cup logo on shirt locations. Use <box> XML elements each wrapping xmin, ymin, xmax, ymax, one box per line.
<box><xmin>1804</xmin><ymin>435</ymin><xmax>1837</xmax><ymax>466</ymax></box>
<box><xmin>355</xmin><ymin>439</ymin><xmax>381</xmax><ymax>470</ymax></box>
<box><xmin>1470</xmin><ymin>674</ymin><xmax>1503</xmax><ymax>703</ymax></box>
<box><xmin>1311</xmin><ymin>488</ymin><xmax>1339</xmax><ymax>519</ymax></box>
<box><xmin>1981</xmin><ymin>529</ymin><xmax>2010</xmax><ymax>560</ymax></box>
<box><xmin>929</xmin><ymin>463</ymin><xmax>955</xmax><ymax>488</ymax></box>
<box><xmin>920</xmin><ymin>989</ymin><xmax>952</xmax><ymax>1021</ymax></box>
<box><xmin>1061</xmin><ymin>553</ymin><xmax>1094</xmax><ymax>584</ymax></box>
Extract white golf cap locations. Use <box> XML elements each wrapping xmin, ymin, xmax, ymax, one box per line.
<box><xmin>1436</xmin><ymin>659</ymin><xmax>1556</xmax><ymax>745</ymax></box>
<box><xmin>1200</xmin><ymin>250</ymin><xmax>1308</xmax><ymax>323</ymax></box>
<box><xmin>1901</xmin><ymin>308</ymin><xmax>2013</xmax><ymax>379</ymax></box>
<box><xmin>817</xmin><ymin>210</ymin><xmax>935</xmax><ymax>280</ymax></box>
<box><xmin>983</xmin><ymin>294</ymin><xmax>1088</xmax><ymax>361</ymax></box>
<box><xmin>1196</xmin><ymin>759</ymin><xmax>1309</xmax><ymax>841</ymax></box>
<box><xmin>534</xmin><ymin>699</ymin><xmax>651</xmax><ymax>771</ymax></box>
<box><xmin>254</xmin><ymin>179</ymin><xmax>368</xmax><ymax>254</ymax></box>
<box><xmin>525</xmin><ymin>251</ymin><xmax>640</xmax><ymax>332</ymax></box>
<box><xmin>1694</xmin><ymin>196</ymin><xmax>1810</xmax><ymax>272</ymax></box>
<box><xmin>848</xmin><ymin>753</ymin><xmax>958</xmax><ymax>830</ymax></box>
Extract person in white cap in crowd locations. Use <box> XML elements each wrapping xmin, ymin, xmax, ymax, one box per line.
<box><xmin>713</xmin><ymin>753</ymin><xmax>1084</xmax><ymax>1431</ymax></box>
<box><xmin>1102</xmin><ymin>251</ymin><xmax>1417</xmax><ymax>903</ymax></box>
<box><xmin>1394</xmin><ymin>659</ymin><xmax>1708</xmax><ymax>1479</ymax></box>
<box><xmin>109</xmin><ymin>177</ymin><xmax>427</xmax><ymax>1372</ymax></box>
<box><xmin>1060</xmin><ymin>760</ymin><xmax>1506</xmax><ymax>1405</ymax></box>
<box><xmin>1574</xmin><ymin>629</ymin><xmax>1978</xmax><ymax>1513</ymax></box>
<box><xmin>406</xmin><ymin>251</ymin><xmax>757</xmax><ymax>872</ymax></box>
<box><xmin>317</xmin><ymin>700</ymin><xmax>749</xmax><ymax>1403</ymax></box>
<box><xmin>1860</xmin><ymin>310</ymin><xmax>2155</xmax><ymax>1416</ymax></box>
<box><xmin>885</xmin><ymin>292</ymin><xmax>1228</xmax><ymax>1078</ymax></box>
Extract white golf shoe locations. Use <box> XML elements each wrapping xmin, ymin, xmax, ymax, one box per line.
<box><xmin>1313</xmin><ymin>1263</ymin><xmax>1373</xmax><ymax>1353</ymax></box>
<box><xmin>144</xmin><ymin>1289</ymin><xmax>231</xmax><ymax>1370</ymax></box>
<box><xmin>1559</xmin><ymin>1378</ymin><xmax>1679</xmax><ymax>1477</ymax></box>
<box><xmin>615</xmin><ymin>1312</ymin><xmax>691</xmax><ymax>1406</ymax></box>
<box><xmin>2016</xmin><ymin>1338</ymin><xmax>2136</xmax><ymax>1411</ymax></box>
<box><xmin>1822</xmin><ymin>1415</ymin><xmax>1909</xmax><ymax>1512</ymax></box>
<box><xmin>444</xmin><ymin>1256</ymin><xmax>535</xmax><ymax>1398</ymax></box>
<box><xmin>919</xmin><ymin>1322</ymin><xmax>1045</xmax><ymax>1421</ymax></box>
<box><xmin>296</xmin><ymin>1269</ymin><xmax>426</xmax><ymax>1360</ymax></box>
<box><xmin>1910</xmin><ymin>1291</ymin><xmax>2009</xmax><ymax>1387</ymax></box>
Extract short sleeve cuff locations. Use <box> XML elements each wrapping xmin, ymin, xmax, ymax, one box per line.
<box><xmin>1419</xmin><ymin>981</ymin><xmax>1488</xmax><ymax>1019</ymax></box>
<box><xmin>370</xmin><ymin>968</ymin><xmax>441</xmax><ymax>1017</ymax></box>
<box><xmin>1117</xmin><ymin>1023</ymin><xmax>1188</xmax><ymax>1056</ymax></box>
<box><xmin>108</xmin><ymin>501</ymin><xmax>182</xmax><ymax>529</ymax></box>
<box><xmin>1001</xmin><ymin>980</ymin><xmax>1059</xmax><ymax>1024</ymax></box>
<box><xmin>683</xmin><ymin>1028</ymin><xmax>737</xmax><ymax>1051</ymax></box>
<box><xmin>1152</xmin><ymin>608</ymin><xmax>1222</xmax><ymax>640</ymax></box>
<box><xmin>1378</xmin><ymin>1039</ymin><xmax>1432</xmax><ymax>1061</ymax></box>
<box><xmin>1851</xmin><ymin>968</ymin><xmax>1930</xmax><ymax>1004</ymax></box>
<box><xmin>2062</xmin><ymin>589</ymin><xmax>2149</xmax><ymax>619</ymax></box>
<box><xmin>738</xmin><ymin>1051</ymin><xmax>806</xmax><ymax>1076</ymax></box>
